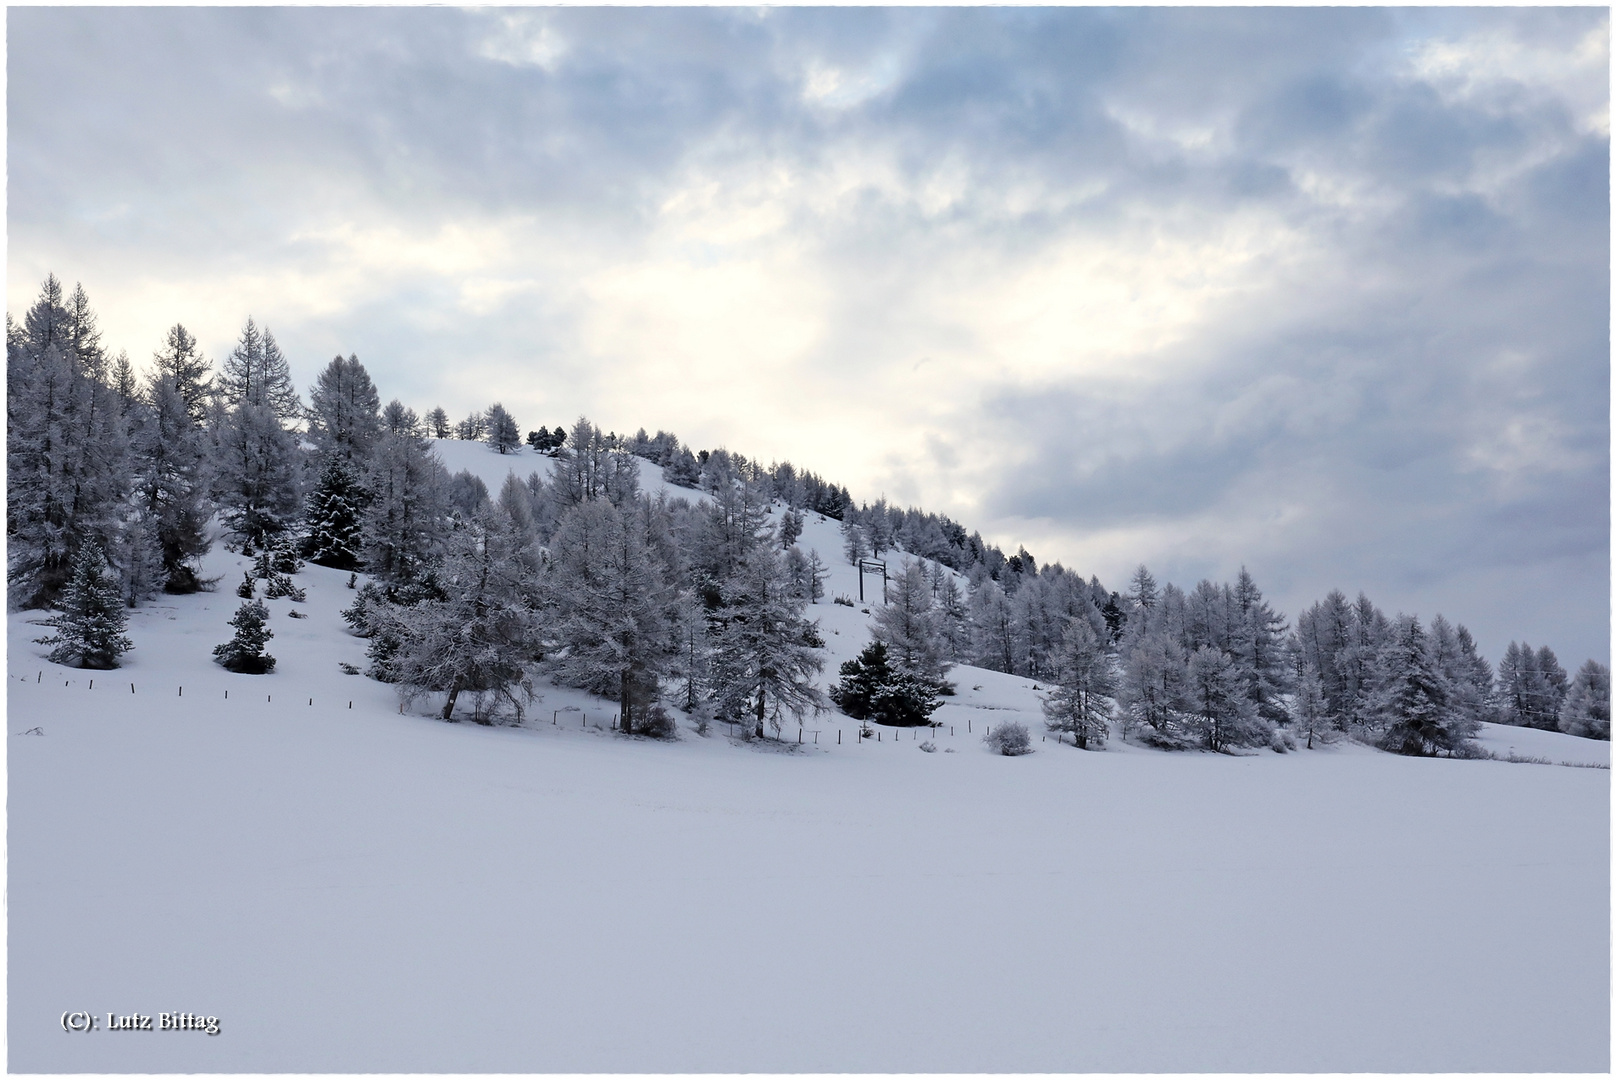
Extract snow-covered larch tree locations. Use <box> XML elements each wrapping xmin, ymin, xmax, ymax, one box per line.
<box><xmin>35</xmin><ymin>542</ymin><xmax>133</xmax><ymax>668</ymax></box>
<box><xmin>708</xmin><ymin>546</ymin><xmax>825</xmax><ymax>738</ymax></box>
<box><xmin>1042</xmin><ymin>616</ymin><xmax>1114</xmax><ymax>749</ymax></box>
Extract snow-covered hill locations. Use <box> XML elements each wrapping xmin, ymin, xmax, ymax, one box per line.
<box><xmin>7</xmin><ymin>441</ymin><xmax>1610</xmax><ymax>1072</ymax></box>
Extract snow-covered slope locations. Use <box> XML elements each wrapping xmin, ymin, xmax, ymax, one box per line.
<box><xmin>7</xmin><ymin>449</ymin><xmax>1610</xmax><ymax>1072</ymax></box>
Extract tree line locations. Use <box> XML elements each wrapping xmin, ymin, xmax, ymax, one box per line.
<box><xmin>8</xmin><ymin>275</ymin><xmax>1609</xmax><ymax>749</ymax></box>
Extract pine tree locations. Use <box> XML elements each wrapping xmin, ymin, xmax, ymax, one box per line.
<box><xmin>35</xmin><ymin>542</ymin><xmax>134</xmax><ymax>668</ymax></box>
<box><xmin>213</xmin><ymin>401</ymin><xmax>301</xmax><ymax>544</ymax></box>
<box><xmin>308</xmin><ymin>354</ymin><xmax>382</xmax><ymax>462</ymax></box>
<box><xmin>546</xmin><ymin>498</ymin><xmax>671</xmax><ymax>733</ymax></box>
<box><xmin>386</xmin><ymin>515</ymin><xmax>538</xmax><ymax>723</ymax></box>
<box><xmin>708</xmin><ymin>546</ymin><xmax>825</xmax><ymax>738</ymax></box>
<box><xmin>363</xmin><ymin>430</ymin><xmax>449</xmax><ymax>581</ymax></box>
<box><xmin>151</xmin><ymin>324</ymin><xmax>212</xmax><ymax>425</ymax></box>
<box><xmin>303</xmin><ymin>455</ymin><xmax>368</xmax><ymax>569</ymax></box>
<box><xmin>1559</xmin><ymin>660</ymin><xmax>1610</xmax><ymax>740</ymax></box>
<box><xmin>830</xmin><ymin>639</ymin><xmax>941</xmax><ymax>727</ymax></box>
<box><xmin>1117</xmin><ymin>626</ymin><xmax>1189</xmax><ymax>743</ymax></box>
<box><xmin>219</xmin><ymin>318</ymin><xmax>302</xmax><ymax>425</ymax></box>
<box><xmin>1042</xmin><ymin>617</ymin><xmax>1114</xmax><ymax>749</ymax></box>
<box><xmin>109</xmin><ymin>350</ymin><xmax>140</xmax><ymax>416</ymax></box>
<box><xmin>780</xmin><ymin>507</ymin><xmax>804</xmax><ymax>548</ymax></box>
<box><xmin>214</xmin><ymin>600</ymin><xmax>276</xmax><ymax>674</ymax></box>
<box><xmin>426</xmin><ymin>406</ymin><xmax>451</xmax><ymax>439</ymax></box>
<box><xmin>1375</xmin><ymin>615</ymin><xmax>1474</xmax><ymax>755</ymax></box>
<box><xmin>1187</xmin><ymin>645</ymin><xmax>1265</xmax><ymax>751</ymax></box>
<box><xmin>8</xmin><ymin>277</ymin><xmax>132</xmax><ymax>607</ymax></box>
<box><xmin>664</xmin><ymin>445</ymin><xmax>701</xmax><ymax>487</ymax></box>
<box><xmin>872</xmin><ymin>560</ymin><xmax>951</xmax><ymax>684</ymax></box>
<box><xmin>969</xmin><ymin>576</ymin><xmax>1017</xmax><ymax>673</ymax></box>
<box><xmin>134</xmin><ymin>376</ymin><xmax>214</xmax><ymax>592</ymax></box>
<box><xmin>1290</xmin><ymin>662</ymin><xmax>1334</xmax><ymax>749</ymax></box>
<box><xmin>485</xmin><ymin>403</ymin><xmax>521</xmax><ymax>454</ymax></box>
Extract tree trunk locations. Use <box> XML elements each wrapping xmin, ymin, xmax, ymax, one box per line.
<box><xmin>755</xmin><ymin>687</ymin><xmax>766</xmax><ymax>739</ymax></box>
<box><xmin>620</xmin><ymin>668</ymin><xmax>632</xmax><ymax>735</ymax></box>
<box><xmin>441</xmin><ymin>681</ymin><xmax>461</xmax><ymax>721</ymax></box>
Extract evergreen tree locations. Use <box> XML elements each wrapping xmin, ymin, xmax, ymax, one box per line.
<box><xmin>1231</xmin><ymin>567</ymin><xmax>1292</xmax><ymax>726</ymax></box>
<box><xmin>426</xmin><ymin>406</ymin><xmax>452</xmax><ymax>439</ymax></box>
<box><xmin>35</xmin><ymin>542</ymin><xmax>133</xmax><ymax>668</ymax></box>
<box><xmin>546</xmin><ymin>498</ymin><xmax>672</xmax><ymax>733</ymax></box>
<box><xmin>830</xmin><ymin>639</ymin><xmax>942</xmax><ymax>727</ymax></box>
<box><xmin>1042</xmin><ymin>617</ymin><xmax>1115</xmax><ymax>749</ymax></box>
<box><xmin>109</xmin><ymin>350</ymin><xmax>140</xmax><ymax>416</ymax></box>
<box><xmin>485</xmin><ymin>403</ymin><xmax>521</xmax><ymax>454</ymax></box>
<box><xmin>7</xmin><ymin>277</ymin><xmax>131</xmax><ymax>607</ymax></box>
<box><xmin>1375</xmin><ymin>615</ymin><xmax>1474</xmax><ymax>755</ymax></box>
<box><xmin>219</xmin><ymin>318</ymin><xmax>302</xmax><ymax>424</ymax></box>
<box><xmin>213</xmin><ymin>401</ymin><xmax>301</xmax><ymax>544</ymax></box>
<box><xmin>307</xmin><ymin>354</ymin><xmax>382</xmax><ymax>462</ymax></box>
<box><xmin>969</xmin><ymin>576</ymin><xmax>1017</xmax><ymax>673</ymax></box>
<box><xmin>1127</xmin><ymin>564</ymin><xmax>1159</xmax><ymax>611</ymax></box>
<box><xmin>1559</xmin><ymin>659</ymin><xmax>1610</xmax><ymax>740</ymax></box>
<box><xmin>780</xmin><ymin>507</ymin><xmax>804</xmax><ymax>548</ymax></box>
<box><xmin>386</xmin><ymin>514</ymin><xmax>538</xmax><ymax>722</ymax></box>
<box><xmin>872</xmin><ymin>560</ymin><xmax>951</xmax><ymax>684</ymax></box>
<box><xmin>151</xmin><ymin>323</ymin><xmax>212</xmax><ymax>425</ymax></box>
<box><xmin>708</xmin><ymin>546</ymin><xmax>825</xmax><ymax>738</ymax></box>
<box><xmin>214</xmin><ymin>599</ymin><xmax>276</xmax><ymax>673</ymax></box>
<box><xmin>303</xmin><ymin>455</ymin><xmax>368</xmax><ymax>570</ymax></box>
<box><xmin>363</xmin><ymin>430</ymin><xmax>449</xmax><ymax>581</ymax></box>
<box><xmin>1291</xmin><ymin>662</ymin><xmax>1334</xmax><ymax>749</ymax></box>
<box><xmin>382</xmin><ymin>399</ymin><xmax>422</xmax><ymax>438</ymax></box>
<box><xmin>134</xmin><ymin>376</ymin><xmax>214</xmax><ymax>592</ymax></box>
<box><xmin>1187</xmin><ymin>645</ymin><xmax>1265</xmax><ymax>751</ymax></box>
<box><xmin>664</xmin><ymin>445</ymin><xmax>701</xmax><ymax>487</ymax></box>
<box><xmin>1117</xmin><ymin>626</ymin><xmax>1189</xmax><ymax>742</ymax></box>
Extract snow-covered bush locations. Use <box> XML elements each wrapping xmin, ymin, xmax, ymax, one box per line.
<box><xmin>984</xmin><ymin>721</ymin><xmax>1032</xmax><ymax>756</ymax></box>
<box><xmin>919</xmin><ymin>740</ymin><xmax>937</xmax><ymax>753</ymax></box>
<box><xmin>637</xmin><ymin>703</ymin><xmax>679</xmax><ymax>740</ymax></box>
<box><xmin>214</xmin><ymin>600</ymin><xmax>275</xmax><ymax>674</ymax></box>
<box><xmin>1269</xmin><ymin>728</ymin><xmax>1297</xmax><ymax>753</ymax></box>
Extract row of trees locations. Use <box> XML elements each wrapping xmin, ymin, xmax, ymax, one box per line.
<box><xmin>9</xmin><ymin>275</ymin><xmax>1607</xmax><ymax>749</ymax></box>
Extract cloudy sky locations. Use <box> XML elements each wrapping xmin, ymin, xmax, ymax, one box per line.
<box><xmin>8</xmin><ymin>6</ymin><xmax>1609</xmax><ymax>667</ymax></box>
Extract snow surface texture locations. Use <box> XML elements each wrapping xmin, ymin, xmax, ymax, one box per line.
<box><xmin>9</xmin><ymin>440</ymin><xmax>1610</xmax><ymax>1072</ymax></box>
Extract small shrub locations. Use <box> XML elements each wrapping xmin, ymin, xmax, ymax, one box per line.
<box><xmin>288</xmin><ymin>609</ymin><xmax>308</xmax><ymax>619</ymax></box>
<box><xmin>919</xmin><ymin>740</ymin><xmax>937</xmax><ymax>753</ymax></box>
<box><xmin>1269</xmin><ymin>727</ymin><xmax>1297</xmax><ymax>754</ymax></box>
<box><xmin>1451</xmin><ymin>741</ymin><xmax>1495</xmax><ymax>760</ymax></box>
<box><xmin>236</xmin><ymin>573</ymin><xmax>255</xmax><ymax>599</ymax></box>
<box><xmin>637</xmin><ymin>703</ymin><xmax>679</xmax><ymax>740</ymax></box>
<box><xmin>833</xmin><ymin>595</ymin><xmax>855</xmax><ymax>608</ymax></box>
<box><xmin>338</xmin><ymin>662</ymin><xmax>361</xmax><ymax>675</ymax></box>
<box><xmin>984</xmin><ymin>721</ymin><xmax>1033</xmax><ymax>756</ymax></box>
<box><xmin>347</xmin><ymin>572</ymin><xmax>358</xmax><ymax>590</ymax></box>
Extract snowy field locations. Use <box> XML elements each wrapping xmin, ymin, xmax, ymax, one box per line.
<box><xmin>7</xmin><ymin>441</ymin><xmax>1610</xmax><ymax>1073</ymax></box>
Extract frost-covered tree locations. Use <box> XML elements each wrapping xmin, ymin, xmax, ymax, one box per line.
<box><xmin>1231</xmin><ymin>567</ymin><xmax>1292</xmax><ymax>726</ymax></box>
<box><xmin>664</xmin><ymin>445</ymin><xmax>701</xmax><ymax>487</ymax></box>
<box><xmin>873</xmin><ymin>560</ymin><xmax>951</xmax><ymax>684</ymax></box>
<box><xmin>708</xmin><ymin>546</ymin><xmax>825</xmax><ymax>738</ymax></box>
<box><xmin>555</xmin><ymin>418</ymin><xmax>640</xmax><ymax>509</ymax></box>
<box><xmin>8</xmin><ymin>277</ymin><xmax>131</xmax><ymax>607</ymax></box>
<box><xmin>830</xmin><ymin>640</ymin><xmax>941</xmax><ymax>727</ymax></box>
<box><xmin>214</xmin><ymin>600</ymin><xmax>275</xmax><ymax>673</ymax></box>
<box><xmin>219</xmin><ymin>318</ymin><xmax>302</xmax><ymax>425</ymax></box>
<box><xmin>546</xmin><ymin>498</ymin><xmax>671</xmax><ymax>733</ymax></box>
<box><xmin>1375</xmin><ymin>615</ymin><xmax>1475</xmax><ymax>755</ymax></box>
<box><xmin>386</xmin><ymin>515</ymin><xmax>539</xmax><ymax>723</ymax></box>
<box><xmin>936</xmin><ymin>574</ymin><xmax>970</xmax><ymax>660</ymax></box>
<box><xmin>969</xmin><ymin>576</ymin><xmax>1017</xmax><ymax>673</ymax></box>
<box><xmin>1127</xmin><ymin>564</ymin><xmax>1159</xmax><ymax>612</ymax></box>
<box><xmin>382</xmin><ymin>399</ymin><xmax>422</xmax><ymax>438</ymax></box>
<box><xmin>840</xmin><ymin>519</ymin><xmax>868</xmax><ymax>567</ymax></box>
<box><xmin>151</xmin><ymin>324</ymin><xmax>212</xmax><ymax>426</ymax></box>
<box><xmin>1290</xmin><ymin>662</ymin><xmax>1334</xmax><ymax>749</ymax></box>
<box><xmin>780</xmin><ymin>507</ymin><xmax>804</xmax><ymax>548</ymax></box>
<box><xmin>35</xmin><ymin>542</ymin><xmax>133</xmax><ymax>668</ymax></box>
<box><xmin>363</xmin><ymin>430</ymin><xmax>449</xmax><ymax>581</ymax></box>
<box><xmin>455</xmin><ymin>410</ymin><xmax>486</xmax><ymax>441</ymax></box>
<box><xmin>1187</xmin><ymin>645</ymin><xmax>1265</xmax><ymax>752</ymax></box>
<box><xmin>1042</xmin><ymin>617</ymin><xmax>1114</xmax><ymax>749</ymax></box>
<box><xmin>213</xmin><ymin>401</ymin><xmax>301</xmax><ymax>544</ymax></box>
<box><xmin>426</xmin><ymin>406</ymin><xmax>451</xmax><ymax>439</ymax></box>
<box><xmin>1497</xmin><ymin>641</ymin><xmax>1569</xmax><ymax>730</ymax></box>
<box><xmin>1117</xmin><ymin>625</ymin><xmax>1188</xmax><ymax>742</ymax></box>
<box><xmin>134</xmin><ymin>376</ymin><xmax>213</xmax><ymax>592</ymax></box>
<box><xmin>307</xmin><ymin>354</ymin><xmax>382</xmax><ymax>462</ymax></box>
<box><xmin>1559</xmin><ymin>659</ymin><xmax>1610</xmax><ymax>740</ymax></box>
<box><xmin>303</xmin><ymin>455</ymin><xmax>368</xmax><ymax>570</ymax></box>
<box><xmin>485</xmin><ymin>403</ymin><xmax>521</xmax><ymax>455</ymax></box>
